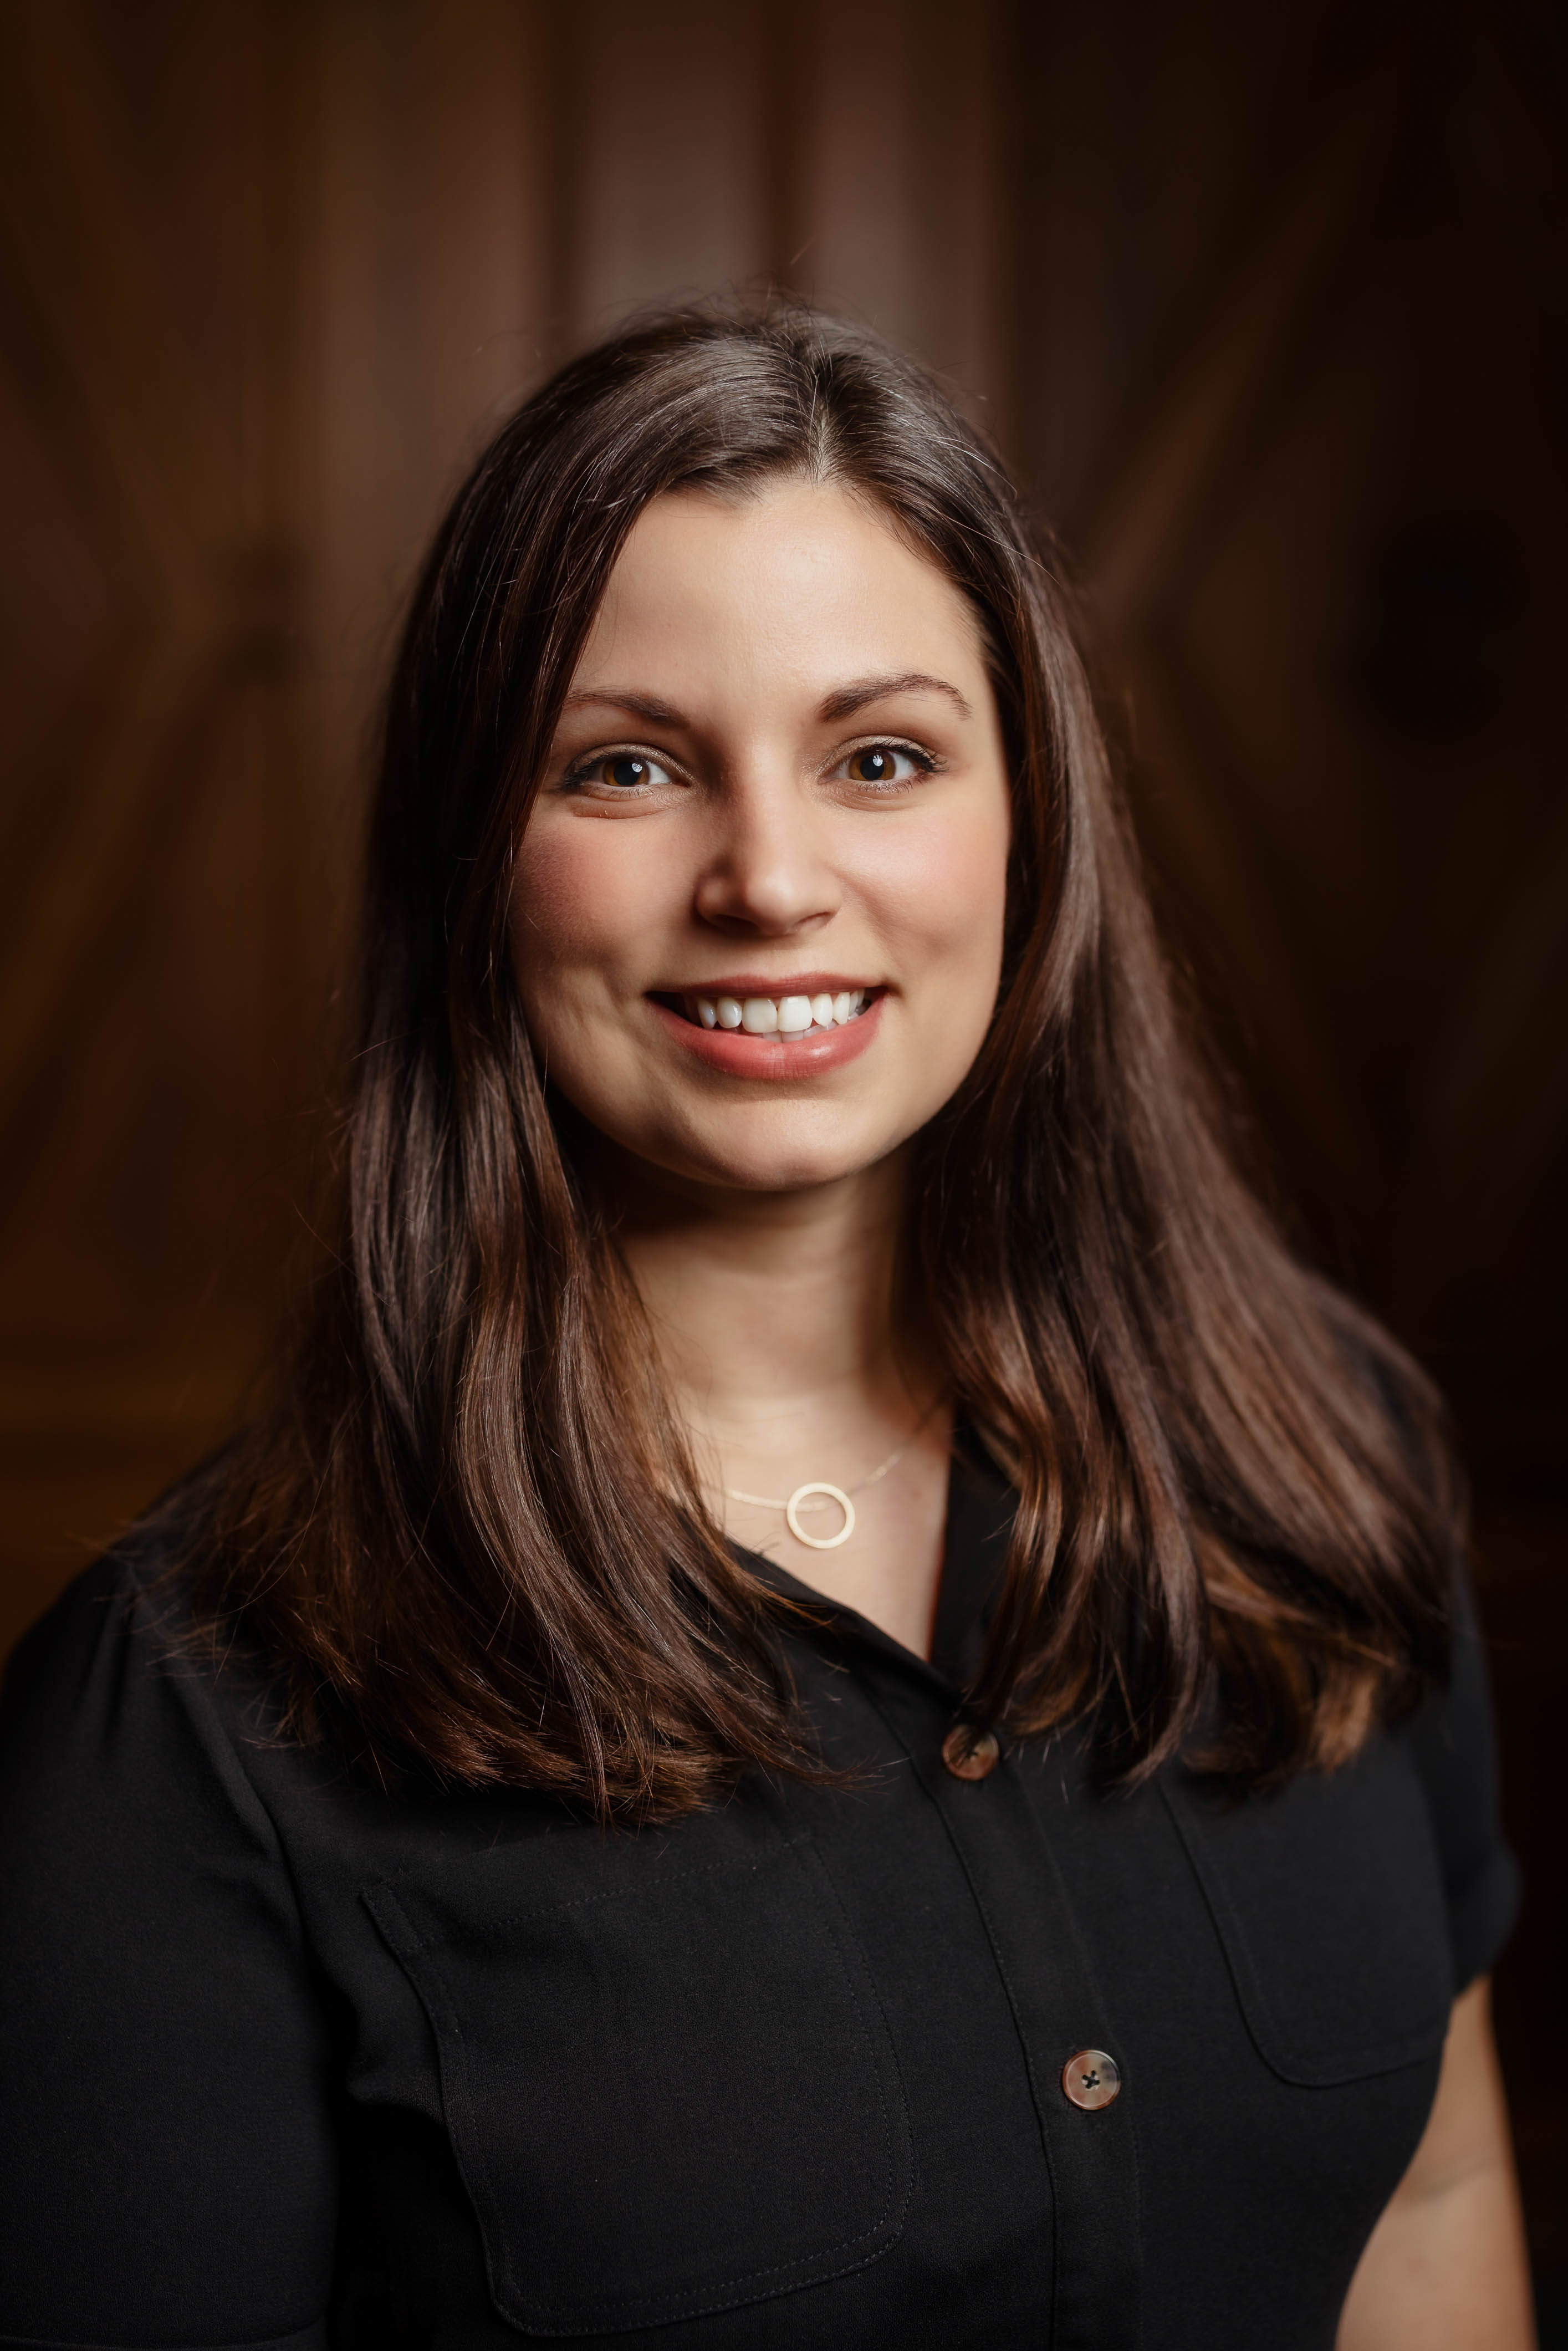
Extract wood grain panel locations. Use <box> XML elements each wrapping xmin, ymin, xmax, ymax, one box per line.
<box><xmin>0</xmin><ymin>0</ymin><xmax>1562</xmax><ymax>2282</ymax></box>
<box><xmin>0</xmin><ymin>0</ymin><xmax>322</xmax><ymax>1634</ymax></box>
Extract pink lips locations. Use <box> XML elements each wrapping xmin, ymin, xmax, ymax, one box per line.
<box><xmin>647</xmin><ymin>991</ymin><xmax>886</xmax><ymax>1079</ymax></box>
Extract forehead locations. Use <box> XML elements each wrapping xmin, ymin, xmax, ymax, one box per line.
<box><xmin>572</xmin><ymin>478</ymin><xmax>987</xmax><ymax>695</ymax></box>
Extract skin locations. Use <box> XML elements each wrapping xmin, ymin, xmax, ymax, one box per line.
<box><xmin>1337</xmin><ymin>1980</ymin><xmax>1534</xmax><ymax>2348</ymax></box>
<box><xmin>510</xmin><ymin>477</ymin><xmax>1531</xmax><ymax>2343</ymax></box>
<box><xmin>512</xmin><ymin>476</ymin><xmax>1012</xmax><ymax>1651</ymax></box>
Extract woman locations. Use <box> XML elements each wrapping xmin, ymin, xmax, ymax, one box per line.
<box><xmin>0</xmin><ymin>304</ymin><xmax>1531</xmax><ymax>2348</ymax></box>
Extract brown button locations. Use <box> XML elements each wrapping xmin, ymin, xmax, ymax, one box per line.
<box><xmin>1061</xmin><ymin>2049</ymin><xmax>1121</xmax><ymax>2110</ymax></box>
<box><xmin>941</xmin><ymin>1725</ymin><xmax>1000</xmax><ymax>1781</ymax></box>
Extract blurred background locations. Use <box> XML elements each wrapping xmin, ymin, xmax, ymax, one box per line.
<box><xmin>1</xmin><ymin>0</ymin><xmax>1565</xmax><ymax>2322</ymax></box>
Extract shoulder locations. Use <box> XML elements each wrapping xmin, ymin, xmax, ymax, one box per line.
<box><xmin>3</xmin><ymin>1526</ymin><xmax>173</xmax><ymax>1737</ymax></box>
<box><xmin>4</xmin><ymin>1528</ymin><xmax>167</xmax><ymax>1693</ymax></box>
<box><xmin>0</xmin><ymin>1514</ymin><xmax>286</xmax><ymax>1874</ymax></box>
<box><xmin>1396</xmin><ymin>1568</ymin><xmax>1520</xmax><ymax>1990</ymax></box>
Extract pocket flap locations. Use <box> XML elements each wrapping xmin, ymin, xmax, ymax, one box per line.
<box><xmin>365</xmin><ymin>1822</ymin><xmax>911</xmax><ymax>2337</ymax></box>
<box><xmin>1162</xmin><ymin>1741</ymin><xmax>1454</xmax><ymax>2087</ymax></box>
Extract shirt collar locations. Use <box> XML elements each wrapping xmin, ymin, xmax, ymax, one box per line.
<box><xmin>732</xmin><ymin>1439</ymin><xmax>1017</xmax><ymax>1700</ymax></box>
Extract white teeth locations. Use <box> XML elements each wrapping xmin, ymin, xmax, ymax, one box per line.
<box><xmin>688</xmin><ymin>988</ymin><xmax>871</xmax><ymax>1036</ymax></box>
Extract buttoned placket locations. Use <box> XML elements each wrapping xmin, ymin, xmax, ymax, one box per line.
<box><xmin>749</xmin><ymin>1537</ymin><xmax>1145</xmax><ymax>2351</ymax></box>
<box><xmin>855</xmin><ymin>1650</ymin><xmax>1142</xmax><ymax>2351</ymax></box>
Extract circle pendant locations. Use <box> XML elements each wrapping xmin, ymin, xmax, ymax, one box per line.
<box><xmin>785</xmin><ymin>1482</ymin><xmax>856</xmax><ymax>1550</ymax></box>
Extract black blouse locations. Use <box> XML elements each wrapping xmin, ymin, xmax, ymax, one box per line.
<box><xmin>0</xmin><ymin>1457</ymin><xmax>1517</xmax><ymax>2351</ymax></box>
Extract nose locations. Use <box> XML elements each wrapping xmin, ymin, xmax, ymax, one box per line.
<box><xmin>692</xmin><ymin>771</ymin><xmax>841</xmax><ymax>939</ymax></box>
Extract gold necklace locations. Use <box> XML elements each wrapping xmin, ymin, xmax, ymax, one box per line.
<box><xmin>719</xmin><ymin>1400</ymin><xmax>941</xmax><ymax>1552</ymax></box>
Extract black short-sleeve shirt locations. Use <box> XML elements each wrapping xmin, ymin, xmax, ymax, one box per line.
<box><xmin>0</xmin><ymin>1458</ymin><xmax>1518</xmax><ymax>2350</ymax></box>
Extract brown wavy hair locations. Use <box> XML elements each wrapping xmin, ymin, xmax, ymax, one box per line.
<box><xmin>178</xmin><ymin>300</ymin><xmax>1456</xmax><ymax>1818</ymax></box>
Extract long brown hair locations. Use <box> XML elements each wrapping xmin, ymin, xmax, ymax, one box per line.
<box><xmin>179</xmin><ymin>300</ymin><xmax>1455</xmax><ymax>1817</ymax></box>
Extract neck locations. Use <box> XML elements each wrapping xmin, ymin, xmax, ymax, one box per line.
<box><xmin>616</xmin><ymin>1149</ymin><xmax>923</xmax><ymax>1450</ymax></box>
<box><xmin>605</xmin><ymin>1142</ymin><xmax>952</xmax><ymax>1657</ymax></box>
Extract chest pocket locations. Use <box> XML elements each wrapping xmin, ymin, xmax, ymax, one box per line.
<box><xmin>1162</xmin><ymin>1738</ymin><xmax>1455</xmax><ymax>2087</ymax></box>
<box><xmin>364</xmin><ymin>1813</ymin><xmax>912</xmax><ymax>2338</ymax></box>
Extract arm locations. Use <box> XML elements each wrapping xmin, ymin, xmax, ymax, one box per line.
<box><xmin>1337</xmin><ymin>1977</ymin><xmax>1534</xmax><ymax>2349</ymax></box>
<box><xmin>0</xmin><ymin>1557</ymin><xmax>336</xmax><ymax>2347</ymax></box>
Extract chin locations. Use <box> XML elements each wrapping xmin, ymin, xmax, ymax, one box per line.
<box><xmin>701</xmin><ymin>1149</ymin><xmax>871</xmax><ymax>1195</ymax></box>
<box><xmin>642</xmin><ymin>1104</ymin><xmax>903</xmax><ymax>1195</ymax></box>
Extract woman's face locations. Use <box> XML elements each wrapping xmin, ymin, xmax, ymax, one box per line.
<box><xmin>510</xmin><ymin>478</ymin><xmax>1012</xmax><ymax>1195</ymax></box>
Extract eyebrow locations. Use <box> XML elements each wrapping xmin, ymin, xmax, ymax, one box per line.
<box><xmin>816</xmin><ymin>671</ymin><xmax>973</xmax><ymax>723</ymax></box>
<box><xmin>563</xmin><ymin>672</ymin><xmax>974</xmax><ymax>730</ymax></box>
<box><xmin>560</xmin><ymin>689</ymin><xmax>687</xmax><ymax>725</ymax></box>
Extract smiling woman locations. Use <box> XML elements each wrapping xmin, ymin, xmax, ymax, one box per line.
<box><xmin>0</xmin><ymin>304</ymin><xmax>1531</xmax><ymax>2349</ymax></box>
<box><xmin>508</xmin><ymin>480</ymin><xmax>1012</xmax><ymax>1643</ymax></box>
<box><xmin>517</xmin><ymin>488</ymin><xmax>1009</xmax><ymax>1191</ymax></box>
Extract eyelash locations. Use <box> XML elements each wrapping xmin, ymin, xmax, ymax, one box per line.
<box><xmin>561</xmin><ymin>747</ymin><xmax>677</xmax><ymax>794</ymax></box>
<box><xmin>834</xmin><ymin>739</ymin><xmax>938</xmax><ymax>789</ymax></box>
<box><xmin>559</xmin><ymin>737</ymin><xmax>942</xmax><ymax>795</ymax></box>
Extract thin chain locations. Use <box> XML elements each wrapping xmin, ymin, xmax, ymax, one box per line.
<box><xmin>719</xmin><ymin>1396</ymin><xmax>943</xmax><ymax>1515</ymax></box>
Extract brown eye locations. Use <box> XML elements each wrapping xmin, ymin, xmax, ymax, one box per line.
<box><xmin>564</xmin><ymin>747</ymin><xmax>675</xmax><ymax>797</ymax></box>
<box><xmin>846</xmin><ymin>746</ymin><xmax>900</xmax><ymax>784</ymax></box>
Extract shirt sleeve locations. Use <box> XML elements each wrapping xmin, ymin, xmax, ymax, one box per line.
<box><xmin>1401</xmin><ymin>1564</ymin><xmax>1521</xmax><ymax>1995</ymax></box>
<box><xmin>0</xmin><ymin>1548</ymin><xmax>336</xmax><ymax>2350</ymax></box>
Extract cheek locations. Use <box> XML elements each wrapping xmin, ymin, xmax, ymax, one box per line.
<box><xmin>871</xmin><ymin>799</ymin><xmax>1010</xmax><ymax>986</ymax></box>
<box><xmin>510</xmin><ymin>820</ymin><xmax>667</xmax><ymax>991</ymax></box>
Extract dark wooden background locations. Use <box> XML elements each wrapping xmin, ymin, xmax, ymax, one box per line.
<box><xmin>2</xmin><ymin>0</ymin><xmax>1564</xmax><ymax>2316</ymax></box>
